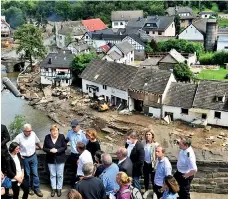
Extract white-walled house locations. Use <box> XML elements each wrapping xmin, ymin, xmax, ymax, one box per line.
<box><xmin>40</xmin><ymin>50</ymin><xmax>73</xmax><ymax>87</ymax></box>
<box><xmin>178</xmin><ymin>24</ymin><xmax>204</xmax><ymax>43</ymax></box>
<box><xmin>217</xmin><ymin>36</ymin><xmax>228</xmax><ymax>51</ymax></box>
<box><xmin>67</xmin><ymin>41</ymin><xmax>90</xmax><ymax>55</ymax></box>
<box><xmin>111</xmin><ymin>10</ymin><xmax>143</xmax><ymax>29</ymax></box>
<box><xmin>102</xmin><ymin>41</ymin><xmax>134</xmax><ymax>64</ymax></box>
<box><xmin>199</xmin><ymin>11</ymin><xmax>216</xmax><ymax>19</ymax></box>
<box><xmin>163</xmin><ymin>81</ymin><xmax>228</xmax><ymax>127</ymax></box>
<box><xmin>142</xmin><ymin>16</ymin><xmax>175</xmax><ymax>37</ymax></box>
<box><xmin>80</xmin><ymin>60</ymin><xmax>138</xmax><ymax>106</ymax></box>
<box><xmin>128</xmin><ymin>68</ymin><xmax>176</xmax><ymax>116</ymax></box>
<box><xmin>55</xmin><ymin>21</ymin><xmax>87</xmax><ymax>48</ymax></box>
<box><xmin>1</xmin><ymin>16</ymin><xmax>10</xmax><ymax>37</ymax></box>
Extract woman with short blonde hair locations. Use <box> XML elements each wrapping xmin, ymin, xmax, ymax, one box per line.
<box><xmin>67</xmin><ymin>189</ymin><xmax>82</xmax><ymax>199</ymax></box>
<box><xmin>43</xmin><ymin>124</ymin><xmax>67</xmax><ymax>197</ymax></box>
<box><xmin>85</xmin><ymin>128</ymin><xmax>101</xmax><ymax>162</ymax></box>
<box><xmin>116</xmin><ymin>172</ymin><xmax>132</xmax><ymax>199</ymax></box>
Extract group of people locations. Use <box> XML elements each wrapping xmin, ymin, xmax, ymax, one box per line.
<box><xmin>1</xmin><ymin>120</ymin><xmax>197</xmax><ymax>199</ymax></box>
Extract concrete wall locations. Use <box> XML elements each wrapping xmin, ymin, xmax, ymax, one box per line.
<box><xmin>217</xmin><ymin>41</ymin><xmax>228</xmax><ymax>51</ymax></box>
<box><xmin>36</xmin><ymin>150</ymin><xmax>228</xmax><ymax>194</ymax></box>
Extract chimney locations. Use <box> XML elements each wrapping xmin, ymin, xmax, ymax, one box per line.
<box><xmin>63</xmin><ymin>51</ymin><xmax>65</xmax><ymax>54</ymax></box>
<box><xmin>64</xmin><ymin>57</ymin><xmax>66</xmax><ymax>60</ymax></box>
<box><xmin>48</xmin><ymin>58</ymin><xmax>52</xmax><ymax>64</ymax></box>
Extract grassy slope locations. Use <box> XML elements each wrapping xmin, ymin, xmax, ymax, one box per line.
<box><xmin>197</xmin><ymin>67</ymin><xmax>228</xmax><ymax>81</ymax></box>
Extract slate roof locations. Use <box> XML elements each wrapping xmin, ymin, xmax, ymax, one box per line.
<box><xmin>111</xmin><ymin>10</ymin><xmax>143</xmax><ymax>21</ymax></box>
<box><xmin>123</xmin><ymin>34</ymin><xmax>146</xmax><ymax>47</ymax></box>
<box><xmin>192</xmin><ymin>18</ymin><xmax>217</xmax><ymax>34</ymax></box>
<box><xmin>107</xmin><ymin>51</ymin><xmax>122</xmax><ymax>60</ymax></box>
<box><xmin>82</xmin><ymin>18</ymin><xmax>107</xmax><ymax>31</ymax></box>
<box><xmin>193</xmin><ymin>80</ymin><xmax>228</xmax><ymax>111</ymax></box>
<box><xmin>115</xmin><ymin>41</ymin><xmax>134</xmax><ymax>54</ymax></box>
<box><xmin>40</xmin><ymin>50</ymin><xmax>73</xmax><ymax>69</ymax></box>
<box><xmin>57</xmin><ymin>21</ymin><xmax>87</xmax><ymax>36</ymax></box>
<box><xmin>166</xmin><ymin>7</ymin><xmax>196</xmax><ymax>19</ymax></box>
<box><xmin>126</xmin><ymin>17</ymin><xmax>146</xmax><ymax>30</ymax></box>
<box><xmin>164</xmin><ymin>82</ymin><xmax>197</xmax><ymax>108</ymax></box>
<box><xmin>80</xmin><ymin>60</ymin><xmax>138</xmax><ymax>91</ymax></box>
<box><xmin>142</xmin><ymin>16</ymin><xmax>174</xmax><ymax>31</ymax></box>
<box><xmin>69</xmin><ymin>41</ymin><xmax>89</xmax><ymax>51</ymax></box>
<box><xmin>199</xmin><ymin>11</ymin><xmax>215</xmax><ymax>15</ymax></box>
<box><xmin>129</xmin><ymin>68</ymin><xmax>172</xmax><ymax>94</ymax></box>
<box><xmin>169</xmin><ymin>49</ymin><xmax>186</xmax><ymax>63</ymax></box>
<box><xmin>140</xmin><ymin>58</ymin><xmax>161</xmax><ymax>67</ymax></box>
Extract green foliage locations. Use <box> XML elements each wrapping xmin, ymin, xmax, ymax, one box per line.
<box><xmin>145</xmin><ymin>41</ymin><xmax>153</xmax><ymax>53</ymax></box>
<box><xmin>9</xmin><ymin>115</ymin><xmax>25</xmax><ymax>140</ymax></box>
<box><xmin>199</xmin><ymin>51</ymin><xmax>228</xmax><ymax>65</ymax></box>
<box><xmin>65</xmin><ymin>32</ymin><xmax>73</xmax><ymax>47</ymax></box>
<box><xmin>56</xmin><ymin>1</ymin><xmax>71</xmax><ymax>20</ymax></box>
<box><xmin>2</xmin><ymin>6</ymin><xmax>25</xmax><ymax>29</ymax></box>
<box><xmin>218</xmin><ymin>18</ymin><xmax>228</xmax><ymax>28</ymax></box>
<box><xmin>174</xmin><ymin>14</ymin><xmax>181</xmax><ymax>35</ymax></box>
<box><xmin>14</xmin><ymin>24</ymin><xmax>47</xmax><ymax>67</ymax></box>
<box><xmin>157</xmin><ymin>39</ymin><xmax>203</xmax><ymax>57</ymax></box>
<box><xmin>173</xmin><ymin>63</ymin><xmax>194</xmax><ymax>82</ymax></box>
<box><xmin>71</xmin><ymin>51</ymin><xmax>98</xmax><ymax>77</ymax></box>
<box><xmin>211</xmin><ymin>3</ymin><xmax>219</xmax><ymax>13</ymax></box>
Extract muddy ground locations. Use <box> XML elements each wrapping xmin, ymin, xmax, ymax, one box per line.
<box><xmin>18</xmin><ymin>74</ymin><xmax>228</xmax><ymax>161</ymax></box>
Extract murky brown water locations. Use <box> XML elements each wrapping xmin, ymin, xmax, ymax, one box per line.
<box><xmin>1</xmin><ymin>66</ymin><xmax>69</xmax><ymax>141</ymax></box>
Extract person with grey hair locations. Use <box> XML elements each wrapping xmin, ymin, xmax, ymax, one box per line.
<box><xmin>75</xmin><ymin>163</ymin><xmax>106</xmax><ymax>199</ymax></box>
<box><xmin>99</xmin><ymin>154</ymin><xmax>119</xmax><ymax>196</ymax></box>
<box><xmin>127</xmin><ymin>131</ymin><xmax>145</xmax><ymax>192</ymax></box>
<box><xmin>13</xmin><ymin>123</ymin><xmax>43</xmax><ymax>197</ymax></box>
<box><xmin>116</xmin><ymin>147</ymin><xmax>133</xmax><ymax>177</ymax></box>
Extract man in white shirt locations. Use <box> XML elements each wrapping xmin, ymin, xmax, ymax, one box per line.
<box><xmin>174</xmin><ymin>137</ymin><xmax>197</xmax><ymax>199</ymax></box>
<box><xmin>76</xmin><ymin>142</ymin><xmax>93</xmax><ymax>178</ymax></box>
<box><xmin>13</xmin><ymin>123</ymin><xmax>43</xmax><ymax>197</ymax></box>
<box><xmin>154</xmin><ymin>146</ymin><xmax>172</xmax><ymax>199</ymax></box>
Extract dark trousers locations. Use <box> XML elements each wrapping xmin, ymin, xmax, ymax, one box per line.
<box><xmin>153</xmin><ymin>184</ymin><xmax>163</xmax><ymax>199</ymax></box>
<box><xmin>12</xmin><ymin>180</ymin><xmax>29</xmax><ymax>199</ymax></box>
<box><xmin>174</xmin><ymin>171</ymin><xmax>194</xmax><ymax>199</ymax></box>
<box><xmin>143</xmin><ymin>162</ymin><xmax>155</xmax><ymax>191</ymax></box>
<box><xmin>67</xmin><ymin>153</ymin><xmax>79</xmax><ymax>185</ymax></box>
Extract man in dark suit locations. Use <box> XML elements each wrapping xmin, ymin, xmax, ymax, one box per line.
<box><xmin>116</xmin><ymin>147</ymin><xmax>133</xmax><ymax>177</ymax></box>
<box><xmin>127</xmin><ymin>131</ymin><xmax>145</xmax><ymax>192</ymax></box>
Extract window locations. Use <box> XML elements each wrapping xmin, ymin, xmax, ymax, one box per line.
<box><xmin>45</xmin><ymin>68</ymin><xmax>48</xmax><ymax>72</ymax></box>
<box><xmin>131</xmin><ymin>57</ymin><xmax>133</xmax><ymax>62</ymax></box>
<box><xmin>181</xmin><ymin>108</ymin><xmax>189</xmax><ymax>115</ymax></box>
<box><xmin>158</xmin><ymin>32</ymin><xmax>162</xmax><ymax>35</ymax></box>
<box><xmin>60</xmin><ymin>36</ymin><xmax>62</xmax><ymax>40</ymax></box>
<box><xmin>146</xmin><ymin>31</ymin><xmax>149</xmax><ymax>34</ymax></box>
<box><xmin>85</xmin><ymin>36</ymin><xmax>88</xmax><ymax>39</ymax></box>
<box><xmin>103</xmin><ymin>85</ymin><xmax>107</xmax><ymax>90</ymax></box>
<box><xmin>214</xmin><ymin>111</ymin><xmax>221</xmax><ymax>119</ymax></box>
<box><xmin>66</xmin><ymin>79</ymin><xmax>68</xmax><ymax>84</ymax></box>
<box><xmin>202</xmin><ymin>114</ymin><xmax>207</xmax><ymax>119</ymax></box>
<box><xmin>205</xmin><ymin>15</ymin><xmax>207</xmax><ymax>18</ymax></box>
<box><xmin>86</xmin><ymin>84</ymin><xmax>88</xmax><ymax>90</ymax></box>
<box><xmin>153</xmin><ymin>31</ymin><xmax>155</xmax><ymax>34</ymax></box>
<box><xmin>225</xmin><ymin>46</ymin><xmax>228</xmax><ymax>49</ymax></box>
<box><xmin>120</xmin><ymin>22</ymin><xmax>123</xmax><ymax>25</ymax></box>
<box><xmin>114</xmin><ymin>22</ymin><xmax>118</xmax><ymax>26</ymax></box>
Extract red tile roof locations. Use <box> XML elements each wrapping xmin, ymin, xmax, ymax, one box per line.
<box><xmin>99</xmin><ymin>44</ymin><xmax>110</xmax><ymax>53</ymax></box>
<box><xmin>82</xmin><ymin>18</ymin><xmax>107</xmax><ymax>31</ymax></box>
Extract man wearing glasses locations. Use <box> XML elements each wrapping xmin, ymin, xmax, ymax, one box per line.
<box><xmin>65</xmin><ymin>120</ymin><xmax>88</xmax><ymax>186</ymax></box>
<box><xmin>13</xmin><ymin>123</ymin><xmax>43</xmax><ymax>197</ymax></box>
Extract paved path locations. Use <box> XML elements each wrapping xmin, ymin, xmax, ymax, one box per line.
<box><xmin>17</xmin><ymin>185</ymin><xmax>227</xmax><ymax>199</ymax></box>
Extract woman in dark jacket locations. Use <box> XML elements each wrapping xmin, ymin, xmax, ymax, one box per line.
<box><xmin>6</xmin><ymin>142</ymin><xmax>29</xmax><ymax>199</ymax></box>
<box><xmin>43</xmin><ymin>124</ymin><xmax>67</xmax><ymax>197</ymax></box>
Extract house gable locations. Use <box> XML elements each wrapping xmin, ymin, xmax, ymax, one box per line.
<box><xmin>178</xmin><ymin>24</ymin><xmax>204</xmax><ymax>41</ymax></box>
<box><xmin>159</xmin><ymin>54</ymin><xmax>178</xmax><ymax>64</ymax></box>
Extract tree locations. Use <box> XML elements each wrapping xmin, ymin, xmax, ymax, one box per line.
<box><xmin>2</xmin><ymin>6</ymin><xmax>25</xmax><ymax>29</ymax></box>
<box><xmin>145</xmin><ymin>41</ymin><xmax>153</xmax><ymax>53</ymax></box>
<box><xmin>174</xmin><ymin>14</ymin><xmax>181</xmax><ymax>35</ymax></box>
<box><xmin>14</xmin><ymin>24</ymin><xmax>47</xmax><ymax>68</ymax></box>
<box><xmin>9</xmin><ymin>115</ymin><xmax>25</xmax><ymax>140</ymax></box>
<box><xmin>173</xmin><ymin>63</ymin><xmax>194</xmax><ymax>82</ymax></box>
<box><xmin>71</xmin><ymin>51</ymin><xmax>98</xmax><ymax>77</ymax></box>
<box><xmin>65</xmin><ymin>32</ymin><xmax>72</xmax><ymax>47</ymax></box>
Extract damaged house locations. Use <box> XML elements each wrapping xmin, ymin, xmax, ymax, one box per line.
<box><xmin>40</xmin><ymin>50</ymin><xmax>73</xmax><ymax>87</ymax></box>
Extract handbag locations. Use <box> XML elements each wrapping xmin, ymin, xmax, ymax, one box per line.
<box><xmin>1</xmin><ymin>177</ymin><xmax>12</xmax><ymax>189</ymax></box>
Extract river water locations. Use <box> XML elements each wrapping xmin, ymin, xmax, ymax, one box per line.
<box><xmin>1</xmin><ymin>65</ymin><xmax>68</xmax><ymax>142</ymax></box>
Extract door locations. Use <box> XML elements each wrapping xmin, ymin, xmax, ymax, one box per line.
<box><xmin>165</xmin><ymin>112</ymin><xmax>173</xmax><ymax>121</ymax></box>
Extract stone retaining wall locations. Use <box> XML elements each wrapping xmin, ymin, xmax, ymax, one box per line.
<box><xmin>37</xmin><ymin>151</ymin><xmax>228</xmax><ymax>194</ymax></box>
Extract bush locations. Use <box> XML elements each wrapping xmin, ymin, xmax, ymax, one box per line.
<box><xmin>199</xmin><ymin>52</ymin><xmax>214</xmax><ymax>65</ymax></box>
<box><xmin>9</xmin><ymin>115</ymin><xmax>25</xmax><ymax>140</ymax></box>
<box><xmin>199</xmin><ymin>51</ymin><xmax>228</xmax><ymax>65</ymax></box>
